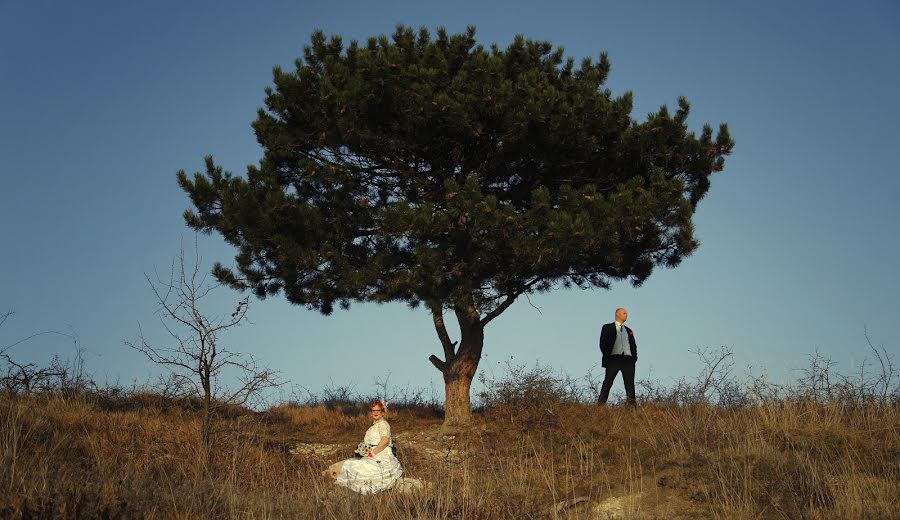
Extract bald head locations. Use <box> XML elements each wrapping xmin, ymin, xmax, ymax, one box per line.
<box><xmin>615</xmin><ymin>308</ymin><xmax>628</xmax><ymax>323</ymax></box>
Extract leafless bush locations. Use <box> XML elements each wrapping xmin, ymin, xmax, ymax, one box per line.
<box><xmin>44</xmin><ymin>333</ymin><xmax>94</xmax><ymax>397</ymax></box>
<box><xmin>372</xmin><ymin>372</ymin><xmax>441</xmax><ymax>411</ymax></box>
<box><xmin>287</xmin><ymin>375</ymin><xmax>441</xmax><ymax>420</ymax></box>
<box><xmin>478</xmin><ymin>359</ymin><xmax>582</xmax><ymax>429</ymax></box>
<box><xmin>791</xmin><ymin>331</ymin><xmax>899</xmax><ymax>406</ymax></box>
<box><xmin>151</xmin><ymin>371</ymin><xmax>195</xmax><ymax>400</ymax></box>
<box><xmin>636</xmin><ymin>346</ymin><xmax>749</xmax><ymax>407</ymax></box>
<box><xmin>1</xmin><ymin>316</ymin><xmax>94</xmax><ymax>397</ymax></box>
<box><xmin>744</xmin><ymin>366</ymin><xmax>788</xmax><ymax>404</ymax></box>
<box><xmin>692</xmin><ymin>346</ymin><xmax>738</xmax><ymax>403</ymax></box>
<box><xmin>862</xmin><ymin>327</ymin><xmax>898</xmax><ymax>400</ymax></box>
<box><xmin>794</xmin><ymin>349</ymin><xmax>839</xmax><ymax>403</ymax></box>
<box><xmin>636</xmin><ymin>334</ymin><xmax>898</xmax><ymax>408</ymax></box>
<box><xmin>1</xmin><ymin>354</ymin><xmax>64</xmax><ymax>394</ymax></box>
<box><xmin>290</xmin><ymin>380</ymin><xmax>361</xmax><ymax>416</ymax></box>
<box><xmin>124</xmin><ymin>238</ymin><xmax>280</xmax><ymax>447</ymax></box>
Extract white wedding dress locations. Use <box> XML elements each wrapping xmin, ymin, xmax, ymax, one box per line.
<box><xmin>334</xmin><ymin>419</ymin><xmax>403</xmax><ymax>494</ymax></box>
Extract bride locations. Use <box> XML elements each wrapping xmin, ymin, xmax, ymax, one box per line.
<box><xmin>328</xmin><ymin>399</ymin><xmax>403</xmax><ymax>494</ymax></box>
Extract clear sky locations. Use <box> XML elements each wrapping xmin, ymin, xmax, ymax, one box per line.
<box><xmin>2</xmin><ymin>0</ymin><xmax>898</xmax><ymax>403</ymax></box>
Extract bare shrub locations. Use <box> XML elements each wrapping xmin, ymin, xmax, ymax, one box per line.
<box><xmin>864</xmin><ymin>327</ymin><xmax>899</xmax><ymax>400</ymax></box>
<box><xmin>478</xmin><ymin>359</ymin><xmax>582</xmax><ymax>430</ymax></box>
<box><xmin>288</xmin><ymin>375</ymin><xmax>442</xmax><ymax>420</ymax></box>
<box><xmin>638</xmin><ymin>337</ymin><xmax>898</xmax><ymax>409</ymax></box>
<box><xmin>124</xmin><ymin>238</ymin><xmax>280</xmax><ymax>447</ymax></box>
<box><xmin>795</xmin><ymin>349</ymin><xmax>840</xmax><ymax>403</ymax></box>
<box><xmin>792</xmin><ymin>332</ymin><xmax>899</xmax><ymax>406</ymax></box>
<box><xmin>637</xmin><ymin>346</ymin><xmax>749</xmax><ymax>407</ymax></box>
<box><xmin>744</xmin><ymin>366</ymin><xmax>787</xmax><ymax>404</ymax></box>
<box><xmin>290</xmin><ymin>380</ymin><xmax>362</xmax><ymax>417</ymax></box>
<box><xmin>1</xmin><ymin>353</ymin><xmax>65</xmax><ymax>395</ymax></box>
<box><xmin>372</xmin><ymin>372</ymin><xmax>442</xmax><ymax>413</ymax></box>
<box><xmin>1</xmin><ymin>319</ymin><xmax>94</xmax><ymax>397</ymax></box>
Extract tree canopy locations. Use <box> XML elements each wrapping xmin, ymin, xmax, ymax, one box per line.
<box><xmin>178</xmin><ymin>25</ymin><xmax>733</xmax><ymax>424</ymax></box>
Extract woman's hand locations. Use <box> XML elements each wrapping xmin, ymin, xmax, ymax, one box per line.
<box><xmin>368</xmin><ymin>436</ymin><xmax>390</xmax><ymax>458</ymax></box>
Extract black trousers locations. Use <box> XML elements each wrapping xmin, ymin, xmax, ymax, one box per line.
<box><xmin>598</xmin><ymin>356</ymin><xmax>636</xmax><ymax>404</ymax></box>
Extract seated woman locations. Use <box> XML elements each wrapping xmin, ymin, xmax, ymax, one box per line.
<box><xmin>328</xmin><ymin>400</ymin><xmax>403</xmax><ymax>494</ymax></box>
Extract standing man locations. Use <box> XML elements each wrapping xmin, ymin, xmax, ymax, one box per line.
<box><xmin>597</xmin><ymin>307</ymin><xmax>638</xmax><ymax>405</ymax></box>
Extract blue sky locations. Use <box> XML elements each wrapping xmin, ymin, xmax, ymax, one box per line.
<box><xmin>2</xmin><ymin>1</ymin><xmax>898</xmax><ymax>403</ymax></box>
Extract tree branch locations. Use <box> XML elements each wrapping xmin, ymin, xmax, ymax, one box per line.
<box><xmin>480</xmin><ymin>278</ymin><xmax>546</xmax><ymax>326</ymax></box>
<box><xmin>428</xmin><ymin>354</ymin><xmax>447</xmax><ymax>372</ymax></box>
<box><xmin>431</xmin><ymin>304</ymin><xmax>457</xmax><ymax>362</ymax></box>
<box><xmin>481</xmin><ymin>293</ymin><xmax>518</xmax><ymax>326</ymax></box>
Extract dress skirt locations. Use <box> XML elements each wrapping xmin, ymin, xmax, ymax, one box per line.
<box><xmin>334</xmin><ymin>447</ymin><xmax>403</xmax><ymax>494</ymax></box>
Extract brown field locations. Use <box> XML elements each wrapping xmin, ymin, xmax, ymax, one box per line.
<box><xmin>1</xmin><ymin>386</ymin><xmax>898</xmax><ymax>519</ymax></box>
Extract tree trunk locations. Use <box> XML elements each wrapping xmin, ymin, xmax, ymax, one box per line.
<box><xmin>430</xmin><ymin>304</ymin><xmax>485</xmax><ymax>427</ymax></box>
<box><xmin>443</xmin><ymin>357</ymin><xmax>478</xmax><ymax>426</ymax></box>
<box><xmin>202</xmin><ymin>381</ymin><xmax>212</xmax><ymax>448</ymax></box>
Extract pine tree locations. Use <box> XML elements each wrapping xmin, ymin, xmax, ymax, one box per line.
<box><xmin>178</xmin><ymin>25</ymin><xmax>734</xmax><ymax>426</ymax></box>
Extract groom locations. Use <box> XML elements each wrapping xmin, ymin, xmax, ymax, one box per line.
<box><xmin>597</xmin><ymin>307</ymin><xmax>638</xmax><ymax>405</ymax></box>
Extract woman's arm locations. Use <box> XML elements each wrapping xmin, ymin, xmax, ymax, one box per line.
<box><xmin>369</xmin><ymin>436</ymin><xmax>390</xmax><ymax>456</ymax></box>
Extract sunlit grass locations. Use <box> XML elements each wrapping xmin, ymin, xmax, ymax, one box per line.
<box><xmin>1</xmin><ymin>386</ymin><xmax>897</xmax><ymax>518</ymax></box>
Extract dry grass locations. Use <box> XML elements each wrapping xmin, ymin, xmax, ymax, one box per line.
<box><xmin>0</xmin><ymin>389</ymin><xmax>897</xmax><ymax>519</ymax></box>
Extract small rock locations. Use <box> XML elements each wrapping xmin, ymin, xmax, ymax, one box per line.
<box><xmin>290</xmin><ymin>442</ymin><xmax>342</xmax><ymax>457</ymax></box>
<box><xmin>591</xmin><ymin>493</ymin><xmax>642</xmax><ymax>519</ymax></box>
<box><xmin>392</xmin><ymin>477</ymin><xmax>432</xmax><ymax>494</ymax></box>
<box><xmin>545</xmin><ymin>493</ymin><xmax>642</xmax><ymax>520</ymax></box>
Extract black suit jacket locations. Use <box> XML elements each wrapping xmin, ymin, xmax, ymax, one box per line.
<box><xmin>598</xmin><ymin>322</ymin><xmax>638</xmax><ymax>368</ymax></box>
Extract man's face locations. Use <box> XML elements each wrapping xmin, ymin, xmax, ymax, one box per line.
<box><xmin>615</xmin><ymin>308</ymin><xmax>628</xmax><ymax>323</ymax></box>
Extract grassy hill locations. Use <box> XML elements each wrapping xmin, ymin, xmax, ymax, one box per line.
<box><xmin>1</xmin><ymin>374</ymin><xmax>897</xmax><ymax>519</ymax></box>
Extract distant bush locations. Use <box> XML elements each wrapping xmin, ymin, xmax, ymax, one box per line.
<box><xmin>477</xmin><ymin>360</ymin><xmax>584</xmax><ymax>430</ymax></box>
<box><xmin>637</xmin><ymin>337</ymin><xmax>899</xmax><ymax>408</ymax></box>
<box><xmin>289</xmin><ymin>376</ymin><xmax>442</xmax><ymax>418</ymax></box>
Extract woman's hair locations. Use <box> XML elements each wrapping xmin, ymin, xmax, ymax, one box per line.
<box><xmin>370</xmin><ymin>399</ymin><xmax>387</xmax><ymax>412</ymax></box>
